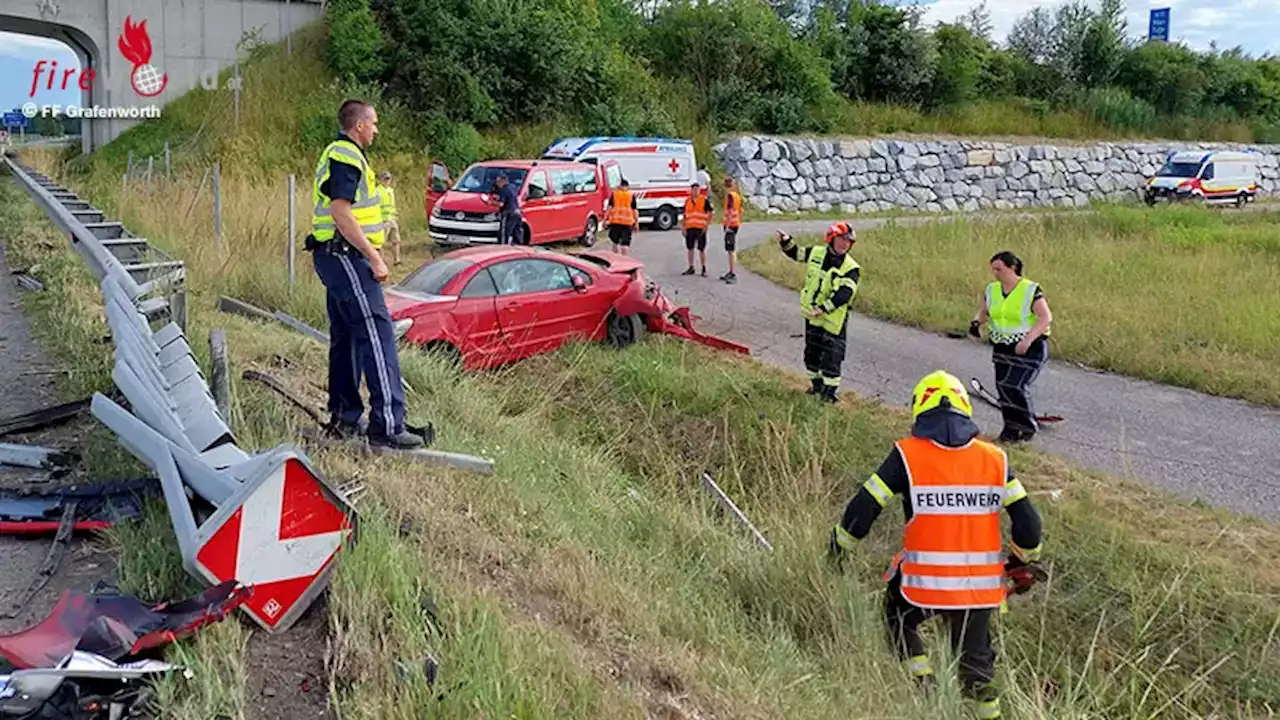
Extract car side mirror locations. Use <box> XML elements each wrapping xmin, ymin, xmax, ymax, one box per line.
<box><xmin>571</xmin><ymin>274</ymin><xmax>587</xmax><ymax>292</ymax></box>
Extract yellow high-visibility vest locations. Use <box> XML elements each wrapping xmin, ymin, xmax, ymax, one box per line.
<box><xmin>800</xmin><ymin>245</ymin><xmax>860</xmax><ymax>334</ymax></box>
<box><xmin>311</xmin><ymin>138</ymin><xmax>386</xmax><ymax>247</ymax></box>
<box><xmin>985</xmin><ymin>278</ymin><xmax>1049</xmax><ymax>344</ymax></box>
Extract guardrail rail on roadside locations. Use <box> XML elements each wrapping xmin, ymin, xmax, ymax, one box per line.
<box><xmin>3</xmin><ymin>153</ymin><xmax>357</xmax><ymax>635</ymax></box>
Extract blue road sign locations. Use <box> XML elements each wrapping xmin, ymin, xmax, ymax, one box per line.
<box><xmin>2</xmin><ymin>111</ymin><xmax>28</xmax><ymax>129</ymax></box>
<box><xmin>1149</xmin><ymin>8</ymin><xmax>1171</xmax><ymax>42</ymax></box>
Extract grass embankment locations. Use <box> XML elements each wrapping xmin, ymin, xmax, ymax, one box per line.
<box><xmin>8</xmin><ymin>150</ymin><xmax>1280</xmax><ymax>719</ymax></box>
<box><xmin>741</xmin><ymin>205</ymin><xmax>1280</xmax><ymax>406</ymax></box>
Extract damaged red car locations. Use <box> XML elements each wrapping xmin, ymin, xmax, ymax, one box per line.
<box><xmin>385</xmin><ymin>246</ymin><xmax>746</xmax><ymax>370</ymax></box>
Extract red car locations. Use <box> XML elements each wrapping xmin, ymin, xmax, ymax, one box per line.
<box><xmin>385</xmin><ymin>246</ymin><xmax>747</xmax><ymax>370</ymax></box>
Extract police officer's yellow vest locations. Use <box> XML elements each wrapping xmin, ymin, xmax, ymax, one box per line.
<box><xmin>312</xmin><ymin>139</ymin><xmax>385</xmax><ymax>247</ymax></box>
<box><xmin>379</xmin><ymin>185</ymin><xmax>397</xmax><ymax>221</ymax></box>
<box><xmin>985</xmin><ymin>277</ymin><xmax>1049</xmax><ymax>344</ymax></box>
<box><xmin>800</xmin><ymin>245</ymin><xmax>860</xmax><ymax>334</ymax></box>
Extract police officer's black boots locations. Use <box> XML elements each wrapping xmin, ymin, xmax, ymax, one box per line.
<box><xmin>370</xmin><ymin>430</ymin><xmax>425</xmax><ymax>450</ymax></box>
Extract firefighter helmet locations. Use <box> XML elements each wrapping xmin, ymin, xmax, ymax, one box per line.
<box><xmin>911</xmin><ymin>370</ymin><xmax>973</xmax><ymax>420</ymax></box>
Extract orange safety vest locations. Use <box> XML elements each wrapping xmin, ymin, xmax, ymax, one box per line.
<box><xmin>606</xmin><ymin>188</ymin><xmax>637</xmax><ymax>227</ymax></box>
<box><xmin>885</xmin><ymin>436</ymin><xmax>1008</xmax><ymax>610</ymax></box>
<box><xmin>723</xmin><ymin>190</ymin><xmax>742</xmax><ymax>228</ymax></box>
<box><xmin>683</xmin><ymin>194</ymin><xmax>710</xmax><ymax>230</ymax></box>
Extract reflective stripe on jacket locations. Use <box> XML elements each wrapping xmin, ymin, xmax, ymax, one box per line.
<box><xmin>800</xmin><ymin>245</ymin><xmax>860</xmax><ymax>334</ymax></box>
<box><xmin>312</xmin><ymin>139</ymin><xmax>386</xmax><ymax>247</ymax></box>
<box><xmin>886</xmin><ymin>436</ymin><xmax>1008</xmax><ymax>610</ymax></box>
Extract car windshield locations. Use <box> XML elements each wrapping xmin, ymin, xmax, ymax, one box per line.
<box><xmin>397</xmin><ymin>257</ymin><xmax>475</xmax><ymax>296</ymax></box>
<box><xmin>1155</xmin><ymin>161</ymin><xmax>1203</xmax><ymax>178</ymax></box>
<box><xmin>454</xmin><ymin>166</ymin><xmax>529</xmax><ymax>193</ymax></box>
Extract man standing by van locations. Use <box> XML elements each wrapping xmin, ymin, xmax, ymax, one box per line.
<box><xmin>493</xmin><ymin>174</ymin><xmax>523</xmax><ymax>245</ymax></box>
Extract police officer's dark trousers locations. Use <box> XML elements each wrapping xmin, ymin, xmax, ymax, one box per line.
<box><xmin>804</xmin><ymin>321</ymin><xmax>846</xmax><ymax>395</ymax></box>
<box><xmin>884</xmin><ymin>573</ymin><xmax>997</xmax><ymax>695</ymax></box>
<box><xmin>992</xmin><ymin>337</ymin><xmax>1048</xmax><ymax>437</ymax></box>
<box><xmin>498</xmin><ymin>212</ymin><xmax>524</xmax><ymax>245</ymax></box>
<box><xmin>311</xmin><ymin>242</ymin><xmax>406</xmax><ymax>438</ymax></box>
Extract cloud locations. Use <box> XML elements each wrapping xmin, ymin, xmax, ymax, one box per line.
<box><xmin>911</xmin><ymin>0</ymin><xmax>1280</xmax><ymax>56</ymax></box>
<box><xmin>0</xmin><ymin>32</ymin><xmax>79</xmax><ymax>60</ymax></box>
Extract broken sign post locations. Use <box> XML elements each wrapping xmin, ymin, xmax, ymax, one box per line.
<box><xmin>700</xmin><ymin>472</ymin><xmax>773</xmax><ymax>551</ymax></box>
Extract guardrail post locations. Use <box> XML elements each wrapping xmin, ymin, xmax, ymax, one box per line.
<box><xmin>287</xmin><ymin>174</ymin><xmax>296</xmax><ymax>288</ymax></box>
<box><xmin>213</xmin><ymin>162</ymin><xmax>222</xmax><ymax>249</ymax></box>
<box><xmin>210</xmin><ymin>329</ymin><xmax>232</xmax><ymax>429</ymax></box>
<box><xmin>164</xmin><ymin>142</ymin><xmax>171</xmax><ymax>182</ymax></box>
<box><xmin>147</xmin><ymin>156</ymin><xmax>154</xmax><ymax>192</ymax></box>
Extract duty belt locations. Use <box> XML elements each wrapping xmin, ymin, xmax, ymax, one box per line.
<box><xmin>304</xmin><ymin>234</ymin><xmax>360</xmax><ymax>256</ymax></box>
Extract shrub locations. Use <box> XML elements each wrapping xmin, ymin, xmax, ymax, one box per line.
<box><xmin>324</xmin><ymin>0</ymin><xmax>386</xmax><ymax>83</ymax></box>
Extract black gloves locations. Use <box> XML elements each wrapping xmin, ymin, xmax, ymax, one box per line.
<box><xmin>969</xmin><ymin>319</ymin><xmax>981</xmax><ymax>338</ymax></box>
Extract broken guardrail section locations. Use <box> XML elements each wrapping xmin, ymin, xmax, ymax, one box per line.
<box><xmin>4</xmin><ymin>155</ymin><xmax>356</xmax><ymax>635</ymax></box>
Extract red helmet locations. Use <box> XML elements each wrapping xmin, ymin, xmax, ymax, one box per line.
<box><xmin>824</xmin><ymin>221</ymin><xmax>854</xmax><ymax>245</ymax></box>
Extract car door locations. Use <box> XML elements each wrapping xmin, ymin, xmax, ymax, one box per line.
<box><xmin>425</xmin><ymin>159</ymin><xmax>451</xmax><ymax>217</ymax></box>
<box><xmin>490</xmin><ymin>258</ymin><xmax>600</xmax><ymax>360</ymax></box>
<box><xmin>451</xmin><ymin>266</ymin><xmax>511</xmax><ymax>369</ymax></box>
<box><xmin>521</xmin><ymin>170</ymin><xmax>553</xmax><ymax>244</ymax></box>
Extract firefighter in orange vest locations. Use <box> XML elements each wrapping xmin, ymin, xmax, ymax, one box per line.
<box><xmin>605</xmin><ymin>178</ymin><xmax>640</xmax><ymax>256</ymax></box>
<box><xmin>681</xmin><ymin>180</ymin><xmax>713</xmax><ymax>277</ymax></box>
<box><xmin>719</xmin><ymin>177</ymin><xmax>742</xmax><ymax>284</ymax></box>
<box><xmin>827</xmin><ymin>370</ymin><xmax>1046</xmax><ymax>720</ymax></box>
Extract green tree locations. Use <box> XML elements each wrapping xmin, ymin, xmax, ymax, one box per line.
<box><xmin>929</xmin><ymin>23</ymin><xmax>987</xmax><ymax>108</ymax></box>
<box><xmin>325</xmin><ymin>0</ymin><xmax>386</xmax><ymax>83</ymax></box>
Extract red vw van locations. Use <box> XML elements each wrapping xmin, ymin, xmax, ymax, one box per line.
<box><xmin>425</xmin><ymin>158</ymin><xmax>622</xmax><ymax>247</ymax></box>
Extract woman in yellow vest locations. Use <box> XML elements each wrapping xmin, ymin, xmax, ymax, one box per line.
<box><xmin>969</xmin><ymin>251</ymin><xmax>1053</xmax><ymax>443</ymax></box>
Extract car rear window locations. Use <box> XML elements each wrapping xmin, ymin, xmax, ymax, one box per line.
<box><xmin>398</xmin><ymin>258</ymin><xmax>475</xmax><ymax>296</ymax></box>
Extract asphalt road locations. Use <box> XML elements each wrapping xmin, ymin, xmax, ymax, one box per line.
<box><xmin>623</xmin><ymin>215</ymin><xmax>1280</xmax><ymax>522</ymax></box>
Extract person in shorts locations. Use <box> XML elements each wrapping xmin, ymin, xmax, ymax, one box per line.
<box><xmin>681</xmin><ymin>181</ymin><xmax>713</xmax><ymax>276</ymax></box>
<box><xmin>605</xmin><ymin>178</ymin><xmax>639</xmax><ymax>255</ymax></box>
<box><xmin>720</xmin><ymin>177</ymin><xmax>742</xmax><ymax>284</ymax></box>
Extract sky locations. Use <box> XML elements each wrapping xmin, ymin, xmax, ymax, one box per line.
<box><xmin>912</xmin><ymin>0</ymin><xmax>1280</xmax><ymax>56</ymax></box>
<box><xmin>1</xmin><ymin>32</ymin><xmax>81</xmax><ymax>117</ymax></box>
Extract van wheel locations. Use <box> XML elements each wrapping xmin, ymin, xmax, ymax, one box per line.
<box><xmin>605</xmin><ymin>311</ymin><xmax>645</xmax><ymax>349</ymax></box>
<box><xmin>580</xmin><ymin>216</ymin><xmax>598</xmax><ymax>247</ymax></box>
<box><xmin>653</xmin><ymin>205</ymin><xmax>678</xmax><ymax>231</ymax></box>
<box><xmin>1236</xmin><ymin>193</ymin><xmax>1247</xmax><ymax>208</ymax></box>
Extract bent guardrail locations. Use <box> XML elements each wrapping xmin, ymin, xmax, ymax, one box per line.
<box><xmin>4</xmin><ymin>153</ymin><xmax>356</xmax><ymax>634</ymax></box>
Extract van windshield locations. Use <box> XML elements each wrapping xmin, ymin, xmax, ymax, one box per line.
<box><xmin>1155</xmin><ymin>161</ymin><xmax>1203</xmax><ymax>178</ymax></box>
<box><xmin>454</xmin><ymin>167</ymin><xmax>529</xmax><ymax>193</ymax></box>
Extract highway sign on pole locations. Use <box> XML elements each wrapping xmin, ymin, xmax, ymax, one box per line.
<box><xmin>3</xmin><ymin>111</ymin><xmax>28</xmax><ymax>129</ymax></box>
<box><xmin>1148</xmin><ymin>8</ymin><xmax>1171</xmax><ymax>42</ymax></box>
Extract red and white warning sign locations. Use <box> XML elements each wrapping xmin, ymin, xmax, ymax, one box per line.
<box><xmin>192</xmin><ymin>453</ymin><xmax>354</xmax><ymax>633</ymax></box>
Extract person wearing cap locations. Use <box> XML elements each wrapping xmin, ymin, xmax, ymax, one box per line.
<box><xmin>376</xmin><ymin>171</ymin><xmax>402</xmax><ymax>265</ymax></box>
<box><xmin>828</xmin><ymin>370</ymin><xmax>1045</xmax><ymax>720</ymax></box>
<box><xmin>777</xmin><ymin>222</ymin><xmax>860</xmax><ymax>403</ymax></box>
<box><xmin>681</xmin><ymin>180</ymin><xmax>713</xmax><ymax>277</ymax></box>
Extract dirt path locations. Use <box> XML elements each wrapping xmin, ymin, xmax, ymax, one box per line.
<box><xmin>0</xmin><ymin>240</ymin><xmax>115</xmax><ymax>636</ymax></box>
<box><xmin>627</xmin><ymin>215</ymin><xmax>1280</xmax><ymax>522</ymax></box>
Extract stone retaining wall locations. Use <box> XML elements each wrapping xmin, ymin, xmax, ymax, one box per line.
<box><xmin>711</xmin><ymin>136</ymin><xmax>1280</xmax><ymax>214</ymax></box>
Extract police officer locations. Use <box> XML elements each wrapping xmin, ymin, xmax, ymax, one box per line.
<box><xmin>969</xmin><ymin>251</ymin><xmax>1054</xmax><ymax>443</ymax></box>
<box><xmin>828</xmin><ymin>370</ymin><xmax>1046</xmax><ymax>720</ymax></box>
<box><xmin>306</xmin><ymin>99</ymin><xmax>427</xmax><ymax>449</ymax></box>
<box><xmin>777</xmin><ymin>222</ymin><xmax>860</xmax><ymax>403</ymax></box>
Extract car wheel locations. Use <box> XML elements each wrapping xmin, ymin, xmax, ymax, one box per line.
<box><xmin>1143</xmin><ymin>193</ymin><xmax>1156</xmax><ymax>207</ymax></box>
<box><xmin>1236</xmin><ymin>193</ymin><xmax>1247</xmax><ymax>208</ymax></box>
<box><xmin>653</xmin><ymin>205</ymin><xmax>678</xmax><ymax>231</ymax></box>
<box><xmin>580</xmin><ymin>216</ymin><xmax>598</xmax><ymax>247</ymax></box>
<box><xmin>605</xmin><ymin>311</ymin><xmax>645</xmax><ymax>349</ymax></box>
<box><xmin>424</xmin><ymin>341</ymin><xmax>463</xmax><ymax>369</ymax></box>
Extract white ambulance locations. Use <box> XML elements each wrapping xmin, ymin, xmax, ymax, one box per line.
<box><xmin>541</xmin><ymin>137</ymin><xmax>699</xmax><ymax>230</ymax></box>
<box><xmin>1144</xmin><ymin>149</ymin><xmax>1261</xmax><ymax>206</ymax></box>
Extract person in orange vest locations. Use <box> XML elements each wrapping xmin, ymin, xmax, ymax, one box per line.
<box><xmin>719</xmin><ymin>177</ymin><xmax>742</xmax><ymax>284</ymax></box>
<box><xmin>681</xmin><ymin>180</ymin><xmax>713</xmax><ymax>277</ymax></box>
<box><xmin>604</xmin><ymin>178</ymin><xmax>640</xmax><ymax>256</ymax></box>
<box><xmin>827</xmin><ymin>370</ymin><xmax>1046</xmax><ymax>720</ymax></box>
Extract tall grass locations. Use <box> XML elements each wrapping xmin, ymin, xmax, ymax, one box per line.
<box><xmin>9</xmin><ymin>153</ymin><xmax>1280</xmax><ymax>718</ymax></box>
<box><xmin>741</xmin><ymin>205</ymin><xmax>1280</xmax><ymax>406</ymax></box>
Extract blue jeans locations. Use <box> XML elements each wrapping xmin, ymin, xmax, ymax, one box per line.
<box><xmin>312</xmin><ymin>248</ymin><xmax>406</xmax><ymax>437</ymax></box>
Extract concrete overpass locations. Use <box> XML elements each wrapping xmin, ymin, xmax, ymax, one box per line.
<box><xmin>1</xmin><ymin>0</ymin><xmax>323</xmax><ymax>152</ymax></box>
